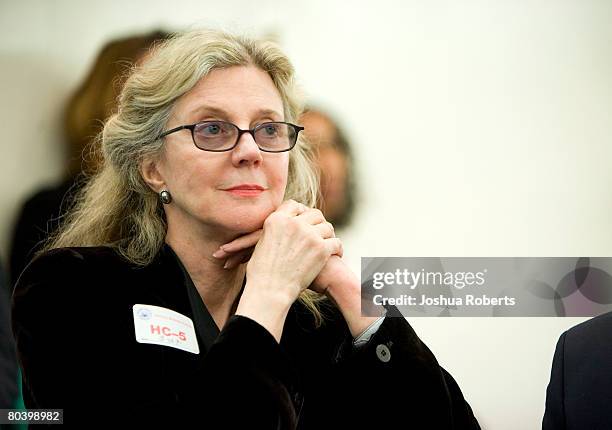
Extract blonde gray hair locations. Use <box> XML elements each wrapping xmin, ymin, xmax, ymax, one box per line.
<box><xmin>43</xmin><ymin>29</ymin><xmax>328</xmax><ymax>325</ymax></box>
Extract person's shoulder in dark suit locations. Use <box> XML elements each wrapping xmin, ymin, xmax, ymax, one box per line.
<box><xmin>543</xmin><ymin>311</ymin><xmax>612</xmax><ymax>430</ymax></box>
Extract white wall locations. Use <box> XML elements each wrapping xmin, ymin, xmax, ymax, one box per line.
<box><xmin>2</xmin><ymin>0</ymin><xmax>611</xmax><ymax>428</ymax></box>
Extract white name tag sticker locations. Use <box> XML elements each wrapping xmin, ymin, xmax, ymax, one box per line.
<box><xmin>133</xmin><ymin>304</ymin><xmax>200</xmax><ymax>354</ymax></box>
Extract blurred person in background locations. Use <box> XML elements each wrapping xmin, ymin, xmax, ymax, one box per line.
<box><xmin>8</xmin><ymin>30</ymin><xmax>170</xmax><ymax>289</ymax></box>
<box><xmin>300</xmin><ymin>107</ymin><xmax>356</xmax><ymax>231</ymax></box>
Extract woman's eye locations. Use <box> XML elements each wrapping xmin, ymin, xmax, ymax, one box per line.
<box><xmin>205</xmin><ymin>124</ymin><xmax>221</xmax><ymax>134</ymax></box>
<box><xmin>263</xmin><ymin>125</ymin><xmax>278</xmax><ymax>135</ymax></box>
<box><xmin>198</xmin><ymin>122</ymin><xmax>227</xmax><ymax>136</ymax></box>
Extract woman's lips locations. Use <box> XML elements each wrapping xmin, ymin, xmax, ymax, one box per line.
<box><xmin>226</xmin><ymin>189</ymin><xmax>264</xmax><ymax>196</ymax></box>
<box><xmin>223</xmin><ymin>184</ymin><xmax>265</xmax><ymax>197</ymax></box>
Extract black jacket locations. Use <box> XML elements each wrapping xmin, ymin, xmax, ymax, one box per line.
<box><xmin>543</xmin><ymin>311</ymin><xmax>612</xmax><ymax>430</ymax></box>
<box><xmin>12</xmin><ymin>243</ymin><xmax>480</xmax><ymax>429</ymax></box>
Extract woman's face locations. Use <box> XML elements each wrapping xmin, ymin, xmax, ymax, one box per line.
<box><xmin>152</xmin><ymin>65</ymin><xmax>289</xmax><ymax>235</ymax></box>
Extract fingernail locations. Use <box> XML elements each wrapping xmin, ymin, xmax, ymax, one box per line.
<box><xmin>212</xmin><ymin>249</ymin><xmax>223</xmax><ymax>258</ymax></box>
<box><xmin>223</xmin><ymin>261</ymin><xmax>231</xmax><ymax>269</ymax></box>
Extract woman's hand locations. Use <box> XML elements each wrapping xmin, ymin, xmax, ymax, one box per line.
<box><xmin>245</xmin><ymin>200</ymin><xmax>341</xmax><ymax>301</ymax></box>
<box><xmin>213</xmin><ymin>201</ymin><xmax>344</xmax><ymax>295</ymax></box>
<box><xmin>232</xmin><ymin>200</ymin><xmax>343</xmax><ymax>342</ymax></box>
<box><xmin>226</xmin><ymin>200</ymin><xmax>382</xmax><ymax>340</ymax></box>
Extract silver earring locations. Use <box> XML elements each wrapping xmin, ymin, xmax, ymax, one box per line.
<box><xmin>159</xmin><ymin>189</ymin><xmax>172</xmax><ymax>204</ymax></box>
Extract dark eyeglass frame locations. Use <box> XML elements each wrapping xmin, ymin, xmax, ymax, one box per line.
<box><xmin>158</xmin><ymin>120</ymin><xmax>304</xmax><ymax>153</ymax></box>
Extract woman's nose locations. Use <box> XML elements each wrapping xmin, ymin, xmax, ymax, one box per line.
<box><xmin>231</xmin><ymin>131</ymin><xmax>263</xmax><ymax>166</ymax></box>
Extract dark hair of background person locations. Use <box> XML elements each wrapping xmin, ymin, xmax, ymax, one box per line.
<box><xmin>300</xmin><ymin>106</ymin><xmax>357</xmax><ymax>230</ymax></box>
<box><xmin>8</xmin><ymin>30</ymin><xmax>171</xmax><ymax>289</ymax></box>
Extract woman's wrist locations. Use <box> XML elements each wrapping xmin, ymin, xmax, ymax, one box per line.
<box><xmin>234</xmin><ymin>282</ymin><xmax>294</xmax><ymax>343</ymax></box>
<box><xmin>325</xmin><ymin>269</ymin><xmax>383</xmax><ymax>338</ymax></box>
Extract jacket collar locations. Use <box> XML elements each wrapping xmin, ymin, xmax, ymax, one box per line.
<box><xmin>156</xmin><ymin>242</ymin><xmax>246</xmax><ymax>354</ymax></box>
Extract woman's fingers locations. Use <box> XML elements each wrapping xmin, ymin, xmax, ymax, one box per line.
<box><xmin>325</xmin><ymin>237</ymin><xmax>343</xmax><ymax>258</ymax></box>
<box><xmin>215</xmin><ymin>209</ymin><xmax>335</xmax><ymax>257</ymax></box>
<box><xmin>275</xmin><ymin>199</ymin><xmax>307</xmax><ymax>216</ymax></box>
<box><xmin>223</xmin><ymin>248</ymin><xmax>254</xmax><ymax>269</ymax></box>
<box><xmin>314</xmin><ymin>222</ymin><xmax>335</xmax><ymax>239</ymax></box>
<box><xmin>213</xmin><ymin>201</ymin><xmax>337</xmax><ymax>272</ymax></box>
<box><xmin>296</xmin><ymin>207</ymin><xmax>326</xmax><ymax>225</ymax></box>
<box><xmin>214</xmin><ymin>229</ymin><xmax>263</xmax><ymax>258</ymax></box>
<box><xmin>221</xmin><ymin>222</ymin><xmax>338</xmax><ymax>267</ymax></box>
<box><xmin>214</xmin><ymin>203</ymin><xmax>328</xmax><ymax>257</ymax></box>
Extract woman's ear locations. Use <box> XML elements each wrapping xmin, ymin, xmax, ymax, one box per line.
<box><xmin>140</xmin><ymin>157</ymin><xmax>166</xmax><ymax>193</ymax></box>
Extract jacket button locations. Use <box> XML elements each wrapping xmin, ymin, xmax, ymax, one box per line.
<box><xmin>376</xmin><ymin>344</ymin><xmax>391</xmax><ymax>363</ymax></box>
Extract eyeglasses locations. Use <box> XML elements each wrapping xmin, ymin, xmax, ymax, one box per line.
<box><xmin>158</xmin><ymin>120</ymin><xmax>304</xmax><ymax>153</ymax></box>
